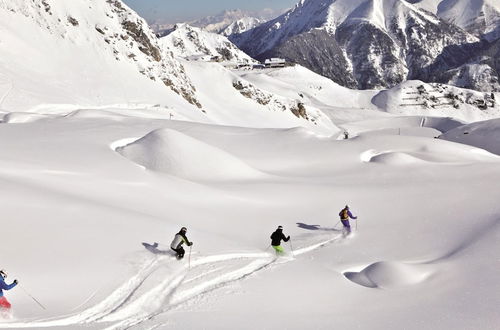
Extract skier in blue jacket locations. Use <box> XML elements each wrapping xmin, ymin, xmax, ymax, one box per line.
<box><xmin>339</xmin><ymin>205</ymin><xmax>357</xmax><ymax>234</ymax></box>
<box><xmin>0</xmin><ymin>270</ymin><xmax>18</xmax><ymax>310</ymax></box>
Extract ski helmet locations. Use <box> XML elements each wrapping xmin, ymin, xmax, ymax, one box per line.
<box><xmin>0</xmin><ymin>270</ymin><xmax>6</xmax><ymax>278</ymax></box>
<box><xmin>277</xmin><ymin>226</ymin><xmax>283</xmax><ymax>230</ymax></box>
<box><xmin>181</xmin><ymin>227</ymin><xmax>187</xmax><ymax>232</ymax></box>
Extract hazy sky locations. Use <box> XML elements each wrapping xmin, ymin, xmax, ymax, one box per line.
<box><xmin>122</xmin><ymin>0</ymin><xmax>298</xmax><ymax>24</ymax></box>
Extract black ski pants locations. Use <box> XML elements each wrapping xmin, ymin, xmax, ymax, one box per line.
<box><xmin>172</xmin><ymin>246</ymin><xmax>185</xmax><ymax>259</ymax></box>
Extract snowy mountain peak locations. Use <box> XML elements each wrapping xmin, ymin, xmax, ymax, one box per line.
<box><xmin>233</xmin><ymin>0</ymin><xmax>481</xmax><ymax>90</ymax></box>
<box><xmin>160</xmin><ymin>23</ymin><xmax>256</xmax><ymax>63</ymax></box>
<box><xmin>342</xmin><ymin>0</ymin><xmax>441</xmax><ymax>30</ymax></box>
<box><xmin>189</xmin><ymin>9</ymin><xmax>257</xmax><ymax>34</ymax></box>
<box><xmin>413</xmin><ymin>0</ymin><xmax>500</xmax><ymax>41</ymax></box>
<box><xmin>221</xmin><ymin>17</ymin><xmax>264</xmax><ymax>37</ymax></box>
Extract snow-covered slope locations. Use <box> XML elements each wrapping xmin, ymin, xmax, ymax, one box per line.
<box><xmin>232</xmin><ymin>0</ymin><xmax>477</xmax><ymax>90</ymax></box>
<box><xmin>440</xmin><ymin>117</ymin><xmax>500</xmax><ymax>155</ymax></box>
<box><xmin>0</xmin><ymin>0</ymin><xmax>201</xmax><ymax>110</ymax></box>
<box><xmin>181</xmin><ymin>62</ymin><xmax>337</xmax><ymax>134</ymax></box>
<box><xmin>372</xmin><ymin>80</ymin><xmax>500</xmax><ymax>122</ymax></box>
<box><xmin>0</xmin><ymin>2</ymin><xmax>499</xmax><ymax>328</ymax></box>
<box><xmin>413</xmin><ymin>0</ymin><xmax>500</xmax><ymax>41</ymax></box>
<box><xmin>0</xmin><ymin>109</ymin><xmax>499</xmax><ymax>329</ymax></box>
<box><xmin>160</xmin><ymin>24</ymin><xmax>256</xmax><ymax>63</ymax></box>
<box><xmin>1</xmin><ymin>0</ymin><xmax>339</xmax><ymax>133</ymax></box>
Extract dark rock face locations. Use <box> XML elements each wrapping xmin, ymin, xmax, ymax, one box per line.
<box><xmin>232</xmin><ymin>0</ymin><xmax>500</xmax><ymax>92</ymax></box>
<box><xmin>336</xmin><ymin>22</ymin><xmax>404</xmax><ymax>89</ymax></box>
<box><xmin>258</xmin><ymin>30</ymin><xmax>357</xmax><ymax>88</ymax></box>
<box><xmin>67</xmin><ymin>16</ymin><xmax>79</xmax><ymax>26</ymax></box>
<box><xmin>216</xmin><ymin>46</ymin><xmax>233</xmax><ymax>61</ymax></box>
<box><xmin>401</xmin><ymin>17</ymin><xmax>473</xmax><ymax>80</ymax></box>
<box><xmin>426</xmin><ymin>38</ymin><xmax>500</xmax><ymax>92</ymax></box>
<box><xmin>121</xmin><ymin>20</ymin><xmax>162</xmax><ymax>62</ymax></box>
<box><xmin>482</xmin><ymin>38</ymin><xmax>500</xmax><ymax>73</ymax></box>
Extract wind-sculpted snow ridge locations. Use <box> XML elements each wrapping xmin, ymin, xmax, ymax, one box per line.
<box><xmin>360</xmin><ymin>138</ymin><xmax>500</xmax><ymax>165</ymax></box>
<box><xmin>116</xmin><ymin>128</ymin><xmax>265</xmax><ymax>181</ymax></box>
<box><xmin>344</xmin><ymin>261</ymin><xmax>433</xmax><ymax>289</ymax></box>
<box><xmin>440</xmin><ymin>118</ymin><xmax>500</xmax><ymax>156</ymax></box>
<box><xmin>0</xmin><ymin>233</ymin><xmax>344</xmax><ymax>329</ymax></box>
<box><xmin>345</xmin><ymin>216</ymin><xmax>500</xmax><ymax>290</ymax></box>
<box><xmin>1</xmin><ymin>112</ymin><xmax>50</xmax><ymax>124</ymax></box>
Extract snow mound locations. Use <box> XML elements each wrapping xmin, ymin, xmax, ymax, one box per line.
<box><xmin>1</xmin><ymin>112</ymin><xmax>50</xmax><ymax>123</ymax></box>
<box><xmin>344</xmin><ymin>261</ymin><xmax>433</xmax><ymax>289</ymax></box>
<box><xmin>360</xmin><ymin>139</ymin><xmax>500</xmax><ymax>164</ymax></box>
<box><xmin>439</xmin><ymin>118</ymin><xmax>500</xmax><ymax>156</ymax></box>
<box><xmin>116</xmin><ymin>128</ymin><xmax>264</xmax><ymax>181</ymax></box>
<box><xmin>365</xmin><ymin>151</ymin><xmax>427</xmax><ymax>165</ymax></box>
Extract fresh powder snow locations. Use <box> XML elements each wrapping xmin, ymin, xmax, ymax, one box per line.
<box><xmin>0</xmin><ymin>0</ymin><xmax>499</xmax><ymax>330</ymax></box>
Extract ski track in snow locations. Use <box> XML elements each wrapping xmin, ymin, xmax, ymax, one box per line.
<box><xmin>0</xmin><ymin>80</ymin><xmax>13</xmax><ymax>110</ymax></box>
<box><xmin>0</xmin><ymin>234</ymin><xmax>343</xmax><ymax>329</ymax></box>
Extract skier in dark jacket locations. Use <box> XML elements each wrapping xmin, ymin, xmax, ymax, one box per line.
<box><xmin>270</xmin><ymin>226</ymin><xmax>290</xmax><ymax>254</ymax></box>
<box><xmin>339</xmin><ymin>205</ymin><xmax>357</xmax><ymax>234</ymax></box>
<box><xmin>170</xmin><ymin>227</ymin><xmax>193</xmax><ymax>259</ymax></box>
<box><xmin>0</xmin><ymin>270</ymin><xmax>17</xmax><ymax>310</ymax></box>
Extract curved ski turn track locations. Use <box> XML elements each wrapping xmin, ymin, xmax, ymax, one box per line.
<box><xmin>1</xmin><ymin>233</ymin><xmax>344</xmax><ymax>329</ymax></box>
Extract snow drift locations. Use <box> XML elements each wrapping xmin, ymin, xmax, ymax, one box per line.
<box><xmin>344</xmin><ymin>261</ymin><xmax>433</xmax><ymax>289</ymax></box>
<box><xmin>116</xmin><ymin>128</ymin><xmax>264</xmax><ymax>181</ymax></box>
<box><xmin>439</xmin><ymin>118</ymin><xmax>500</xmax><ymax>155</ymax></box>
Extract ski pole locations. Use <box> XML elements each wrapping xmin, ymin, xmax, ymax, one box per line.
<box><xmin>188</xmin><ymin>245</ymin><xmax>192</xmax><ymax>269</ymax></box>
<box><xmin>333</xmin><ymin>221</ymin><xmax>340</xmax><ymax>230</ymax></box>
<box><xmin>356</xmin><ymin>218</ymin><xmax>358</xmax><ymax>231</ymax></box>
<box><xmin>19</xmin><ymin>285</ymin><xmax>46</xmax><ymax>310</ymax></box>
<box><xmin>288</xmin><ymin>239</ymin><xmax>294</xmax><ymax>257</ymax></box>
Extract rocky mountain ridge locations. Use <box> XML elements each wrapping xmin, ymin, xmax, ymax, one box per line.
<box><xmin>0</xmin><ymin>0</ymin><xmax>202</xmax><ymax>108</ymax></box>
<box><xmin>231</xmin><ymin>0</ymin><xmax>500</xmax><ymax>92</ymax></box>
<box><xmin>160</xmin><ymin>23</ymin><xmax>256</xmax><ymax>63</ymax></box>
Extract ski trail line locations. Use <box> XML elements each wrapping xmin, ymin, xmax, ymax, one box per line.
<box><xmin>106</xmin><ymin>257</ymin><xmax>277</xmax><ymax>330</ymax></box>
<box><xmin>69</xmin><ymin>288</ymin><xmax>102</xmax><ymax>312</ymax></box>
<box><xmin>0</xmin><ymin>80</ymin><xmax>13</xmax><ymax>109</ymax></box>
<box><xmin>0</xmin><ymin>257</ymin><xmax>167</xmax><ymax>328</ymax></box>
<box><xmin>0</xmin><ymin>234</ymin><xmax>343</xmax><ymax>329</ymax></box>
<box><xmin>107</xmin><ymin>235</ymin><xmax>343</xmax><ymax>330</ymax></box>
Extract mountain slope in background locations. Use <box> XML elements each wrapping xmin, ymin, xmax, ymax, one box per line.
<box><xmin>220</xmin><ymin>17</ymin><xmax>265</xmax><ymax>37</ymax></box>
<box><xmin>0</xmin><ymin>0</ymin><xmax>338</xmax><ymax>132</ymax></box>
<box><xmin>164</xmin><ymin>8</ymin><xmax>281</xmax><ymax>37</ymax></box>
<box><xmin>160</xmin><ymin>24</ymin><xmax>256</xmax><ymax>63</ymax></box>
<box><xmin>0</xmin><ymin>0</ymin><xmax>201</xmax><ymax>110</ymax></box>
<box><xmin>190</xmin><ymin>9</ymin><xmax>255</xmax><ymax>34</ymax></box>
<box><xmin>0</xmin><ymin>1</ymin><xmax>500</xmax><ymax>329</ymax></box>
<box><xmin>232</xmin><ymin>0</ymin><xmax>478</xmax><ymax>90</ymax></box>
<box><xmin>411</xmin><ymin>0</ymin><xmax>500</xmax><ymax>41</ymax></box>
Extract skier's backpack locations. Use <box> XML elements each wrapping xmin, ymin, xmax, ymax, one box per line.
<box><xmin>340</xmin><ymin>208</ymin><xmax>349</xmax><ymax>220</ymax></box>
